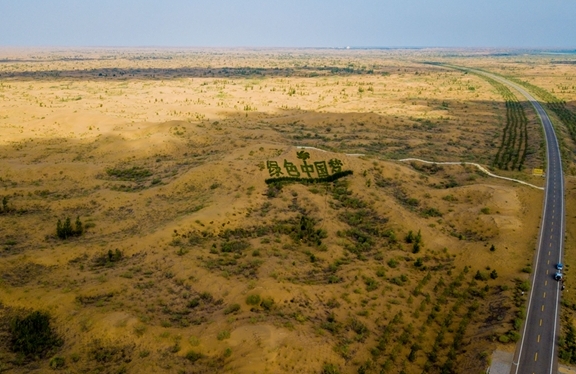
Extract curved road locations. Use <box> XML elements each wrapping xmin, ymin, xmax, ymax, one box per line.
<box><xmin>476</xmin><ymin>72</ymin><xmax>565</xmax><ymax>374</ymax></box>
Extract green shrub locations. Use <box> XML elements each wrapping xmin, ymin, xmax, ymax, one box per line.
<box><xmin>185</xmin><ymin>350</ymin><xmax>203</xmax><ymax>362</ymax></box>
<box><xmin>49</xmin><ymin>355</ymin><xmax>65</xmax><ymax>369</ymax></box>
<box><xmin>224</xmin><ymin>304</ymin><xmax>241</xmax><ymax>315</ymax></box>
<box><xmin>260</xmin><ymin>297</ymin><xmax>275</xmax><ymax>311</ymax></box>
<box><xmin>322</xmin><ymin>363</ymin><xmax>341</xmax><ymax>374</ymax></box>
<box><xmin>187</xmin><ymin>298</ymin><xmax>200</xmax><ymax>308</ymax></box>
<box><xmin>10</xmin><ymin>311</ymin><xmax>62</xmax><ymax>357</ymax></box>
<box><xmin>246</xmin><ymin>294</ymin><xmax>261</xmax><ymax>306</ymax></box>
<box><xmin>217</xmin><ymin>330</ymin><xmax>231</xmax><ymax>340</ymax></box>
<box><xmin>106</xmin><ymin>166</ymin><xmax>152</xmax><ymax>181</ymax></box>
<box><xmin>387</xmin><ymin>259</ymin><xmax>398</xmax><ymax>268</ymax></box>
<box><xmin>507</xmin><ymin>331</ymin><xmax>521</xmax><ymax>342</ymax></box>
<box><xmin>188</xmin><ymin>336</ymin><xmax>200</xmax><ymax>346</ymax></box>
<box><xmin>474</xmin><ymin>271</ymin><xmax>488</xmax><ymax>281</ymax></box>
<box><xmin>518</xmin><ymin>281</ymin><xmax>530</xmax><ymax>292</ymax></box>
<box><xmin>498</xmin><ymin>334</ymin><xmax>510</xmax><ymax>343</ymax></box>
<box><xmin>221</xmin><ymin>240</ymin><xmax>250</xmax><ymax>253</ymax></box>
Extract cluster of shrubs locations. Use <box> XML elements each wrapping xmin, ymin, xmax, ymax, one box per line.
<box><xmin>406</xmin><ymin>229</ymin><xmax>423</xmax><ymax>253</ymax></box>
<box><xmin>56</xmin><ymin>216</ymin><xmax>83</xmax><ymax>239</ymax></box>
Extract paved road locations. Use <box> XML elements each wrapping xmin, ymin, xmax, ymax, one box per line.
<box><xmin>477</xmin><ymin>72</ymin><xmax>565</xmax><ymax>374</ymax></box>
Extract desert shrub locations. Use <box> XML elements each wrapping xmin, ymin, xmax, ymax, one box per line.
<box><xmin>88</xmin><ymin>341</ymin><xmax>132</xmax><ymax>364</ymax></box>
<box><xmin>245</xmin><ymin>294</ymin><xmax>261</xmax><ymax>306</ymax></box>
<box><xmin>422</xmin><ymin>207</ymin><xmax>442</xmax><ymax>217</ymax></box>
<box><xmin>49</xmin><ymin>356</ymin><xmax>65</xmax><ymax>369</ymax></box>
<box><xmin>185</xmin><ymin>350</ymin><xmax>203</xmax><ymax>362</ymax></box>
<box><xmin>474</xmin><ymin>271</ymin><xmax>488</xmax><ymax>281</ymax></box>
<box><xmin>93</xmin><ymin>249</ymin><xmax>123</xmax><ymax>267</ymax></box>
<box><xmin>507</xmin><ymin>331</ymin><xmax>520</xmax><ymax>342</ymax></box>
<box><xmin>260</xmin><ymin>297</ymin><xmax>275</xmax><ymax>311</ymax></box>
<box><xmin>387</xmin><ymin>259</ymin><xmax>398</xmax><ymax>268</ymax></box>
<box><xmin>224</xmin><ymin>347</ymin><xmax>232</xmax><ymax>357</ymax></box>
<box><xmin>289</xmin><ymin>215</ymin><xmax>328</xmax><ymax>246</ymax></box>
<box><xmin>106</xmin><ymin>166</ymin><xmax>152</xmax><ymax>181</ymax></box>
<box><xmin>10</xmin><ymin>311</ymin><xmax>62</xmax><ymax>357</ymax></box>
<box><xmin>187</xmin><ymin>298</ymin><xmax>200</xmax><ymax>308</ymax></box>
<box><xmin>223</xmin><ymin>304</ymin><xmax>241</xmax><ymax>315</ymax></box>
<box><xmin>217</xmin><ymin>330</ymin><xmax>231</xmax><ymax>340</ymax></box>
<box><xmin>321</xmin><ymin>363</ymin><xmax>341</xmax><ymax>374</ymax></box>
<box><xmin>221</xmin><ymin>240</ymin><xmax>250</xmax><ymax>253</ymax></box>
<box><xmin>518</xmin><ymin>280</ymin><xmax>530</xmax><ymax>292</ymax></box>
<box><xmin>498</xmin><ymin>335</ymin><xmax>510</xmax><ymax>343</ymax></box>
<box><xmin>364</xmin><ymin>277</ymin><xmax>378</xmax><ymax>292</ymax></box>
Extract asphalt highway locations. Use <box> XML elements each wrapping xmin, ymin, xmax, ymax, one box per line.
<box><xmin>478</xmin><ymin>73</ymin><xmax>565</xmax><ymax>374</ymax></box>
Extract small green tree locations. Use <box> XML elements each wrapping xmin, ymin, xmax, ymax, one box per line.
<box><xmin>405</xmin><ymin>230</ymin><xmax>414</xmax><ymax>243</ymax></box>
<box><xmin>63</xmin><ymin>217</ymin><xmax>73</xmax><ymax>238</ymax></box>
<box><xmin>74</xmin><ymin>216</ymin><xmax>83</xmax><ymax>236</ymax></box>
<box><xmin>56</xmin><ymin>219</ymin><xmax>63</xmax><ymax>239</ymax></box>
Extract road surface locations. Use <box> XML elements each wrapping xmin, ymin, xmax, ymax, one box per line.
<box><xmin>476</xmin><ymin>72</ymin><xmax>565</xmax><ymax>374</ymax></box>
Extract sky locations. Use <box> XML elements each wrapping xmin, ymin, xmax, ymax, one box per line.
<box><xmin>0</xmin><ymin>0</ymin><xmax>574</xmax><ymax>48</ymax></box>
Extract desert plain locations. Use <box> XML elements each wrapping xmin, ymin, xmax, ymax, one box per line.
<box><xmin>0</xmin><ymin>48</ymin><xmax>576</xmax><ymax>373</ymax></box>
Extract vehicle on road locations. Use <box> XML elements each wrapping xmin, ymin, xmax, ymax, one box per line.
<box><xmin>557</xmin><ymin>263</ymin><xmax>564</xmax><ymax>271</ymax></box>
<box><xmin>554</xmin><ymin>271</ymin><xmax>563</xmax><ymax>281</ymax></box>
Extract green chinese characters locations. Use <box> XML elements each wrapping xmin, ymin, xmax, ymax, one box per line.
<box><xmin>266</xmin><ymin>151</ymin><xmax>344</xmax><ymax>179</ymax></box>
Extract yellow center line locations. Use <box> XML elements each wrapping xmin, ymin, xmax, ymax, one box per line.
<box><xmin>542</xmin><ymin>305</ymin><xmax>545</xmax><ymax>311</ymax></box>
<box><xmin>543</xmin><ymin>292</ymin><xmax>546</xmax><ymax>298</ymax></box>
<box><xmin>540</xmin><ymin>319</ymin><xmax>543</xmax><ymax>326</ymax></box>
<box><xmin>545</xmin><ymin>281</ymin><xmax>548</xmax><ymax>285</ymax></box>
<box><xmin>535</xmin><ymin>352</ymin><xmax>538</xmax><ymax>361</ymax></box>
<box><xmin>548</xmin><ymin>260</ymin><xmax>550</xmax><ymax>264</ymax></box>
<box><xmin>547</xmin><ymin>270</ymin><xmax>549</xmax><ymax>275</ymax></box>
<box><xmin>538</xmin><ymin>334</ymin><xmax>541</xmax><ymax>343</ymax></box>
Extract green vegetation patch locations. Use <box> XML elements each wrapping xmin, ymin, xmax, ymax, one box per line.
<box><xmin>9</xmin><ymin>311</ymin><xmax>62</xmax><ymax>358</ymax></box>
<box><xmin>105</xmin><ymin>166</ymin><xmax>152</xmax><ymax>181</ymax></box>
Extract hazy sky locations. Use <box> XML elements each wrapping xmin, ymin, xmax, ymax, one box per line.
<box><xmin>0</xmin><ymin>0</ymin><xmax>574</xmax><ymax>48</ymax></box>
